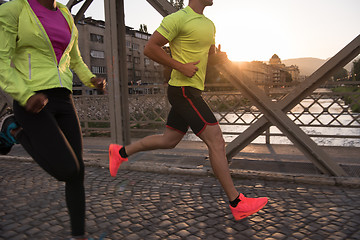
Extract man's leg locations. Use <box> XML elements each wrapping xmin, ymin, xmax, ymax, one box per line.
<box><xmin>198</xmin><ymin>124</ymin><xmax>268</xmax><ymax>220</ymax></box>
<box><xmin>125</xmin><ymin>127</ymin><xmax>184</xmax><ymax>156</ymax></box>
<box><xmin>198</xmin><ymin>124</ymin><xmax>239</xmax><ymax>201</ymax></box>
<box><xmin>109</xmin><ymin>127</ymin><xmax>184</xmax><ymax>177</ymax></box>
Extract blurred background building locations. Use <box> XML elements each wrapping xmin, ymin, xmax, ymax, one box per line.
<box><xmin>74</xmin><ymin>17</ymin><xmax>164</xmax><ymax>95</ymax></box>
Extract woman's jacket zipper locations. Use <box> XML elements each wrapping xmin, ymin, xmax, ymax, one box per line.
<box><xmin>28</xmin><ymin>7</ymin><xmax>72</xmax><ymax>87</ymax></box>
<box><xmin>28</xmin><ymin>53</ymin><xmax>31</xmax><ymax>80</ymax></box>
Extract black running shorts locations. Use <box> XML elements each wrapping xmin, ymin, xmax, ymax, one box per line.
<box><xmin>166</xmin><ymin>85</ymin><xmax>218</xmax><ymax>136</ymax></box>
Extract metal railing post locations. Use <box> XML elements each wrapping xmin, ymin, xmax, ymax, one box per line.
<box><xmin>104</xmin><ymin>0</ymin><xmax>131</xmax><ymax>145</ymax></box>
<box><xmin>145</xmin><ymin>0</ymin><xmax>177</xmax><ymax>17</ymax></box>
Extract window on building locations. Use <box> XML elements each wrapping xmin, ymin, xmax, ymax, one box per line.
<box><xmin>145</xmin><ymin>71</ymin><xmax>151</xmax><ymax>78</ymax></box>
<box><xmin>135</xmin><ymin>32</ymin><xmax>150</xmax><ymax>40</ymax></box>
<box><xmin>127</xmin><ymin>55</ymin><xmax>132</xmax><ymax>62</ymax></box>
<box><xmin>144</xmin><ymin>58</ymin><xmax>150</xmax><ymax>66</ymax></box>
<box><xmin>134</xmin><ymin>57</ymin><xmax>140</xmax><ymax>64</ymax></box>
<box><xmin>135</xmin><ymin>32</ymin><xmax>142</xmax><ymax>39</ymax></box>
<box><xmin>91</xmin><ymin>66</ymin><xmax>106</xmax><ymax>74</ymax></box>
<box><xmin>132</xmin><ymin>43</ymin><xmax>139</xmax><ymax>51</ymax></box>
<box><xmin>135</xmin><ymin>70</ymin><xmax>141</xmax><ymax>77</ymax></box>
<box><xmin>126</xmin><ymin>41</ymin><xmax>131</xmax><ymax>49</ymax></box>
<box><xmin>90</xmin><ymin>33</ymin><xmax>104</xmax><ymax>43</ymax></box>
<box><xmin>90</xmin><ymin>50</ymin><xmax>105</xmax><ymax>59</ymax></box>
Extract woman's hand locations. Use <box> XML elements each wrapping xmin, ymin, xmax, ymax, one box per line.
<box><xmin>91</xmin><ymin>77</ymin><xmax>107</xmax><ymax>93</ymax></box>
<box><xmin>25</xmin><ymin>93</ymin><xmax>48</xmax><ymax>113</ymax></box>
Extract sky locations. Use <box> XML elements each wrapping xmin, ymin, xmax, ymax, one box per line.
<box><xmin>57</xmin><ymin>0</ymin><xmax>360</xmax><ymax>62</ymax></box>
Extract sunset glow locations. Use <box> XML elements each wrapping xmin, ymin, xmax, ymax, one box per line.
<box><xmin>58</xmin><ymin>0</ymin><xmax>360</xmax><ymax>62</ymax></box>
<box><xmin>205</xmin><ymin>0</ymin><xmax>360</xmax><ymax>62</ymax></box>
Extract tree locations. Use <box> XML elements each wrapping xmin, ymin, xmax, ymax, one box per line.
<box><xmin>139</xmin><ymin>24</ymin><xmax>148</xmax><ymax>33</ymax></box>
<box><xmin>170</xmin><ymin>0</ymin><xmax>184</xmax><ymax>10</ymax></box>
<box><xmin>285</xmin><ymin>71</ymin><xmax>293</xmax><ymax>83</ymax></box>
<box><xmin>332</xmin><ymin>68</ymin><xmax>348</xmax><ymax>82</ymax></box>
<box><xmin>352</xmin><ymin>58</ymin><xmax>360</xmax><ymax>81</ymax></box>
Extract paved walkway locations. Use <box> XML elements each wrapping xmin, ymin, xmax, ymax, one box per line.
<box><xmin>1</xmin><ymin>159</ymin><xmax>360</xmax><ymax>240</ymax></box>
<box><xmin>1</xmin><ymin>137</ymin><xmax>360</xmax><ymax>239</ymax></box>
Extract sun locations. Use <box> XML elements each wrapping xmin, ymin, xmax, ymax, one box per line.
<box><xmin>207</xmin><ymin>1</ymin><xmax>290</xmax><ymax>62</ymax></box>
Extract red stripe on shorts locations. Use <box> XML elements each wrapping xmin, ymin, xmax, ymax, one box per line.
<box><xmin>181</xmin><ymin>87</ymin><xmax>209</xmax><ymax>124</ymax></box>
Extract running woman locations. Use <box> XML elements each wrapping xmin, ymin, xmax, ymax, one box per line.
<box><xmin>109</xmin><ymin>0</ymin><xmax>268</xmax><ymax>220</ymax></box>
<box><xmin>0</xmin><ymin>0</ymin><xmax>106</xmax><ymax>239</ymax></box>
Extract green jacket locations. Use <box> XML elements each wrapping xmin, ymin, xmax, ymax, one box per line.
<box><xmin>0</xmin><ymin>0</ymin><xmax>95</xmax><ymax>106</ymax></box>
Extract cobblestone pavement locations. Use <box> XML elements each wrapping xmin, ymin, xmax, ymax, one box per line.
<box><xmin>1</xmin><ymin>160</ymin><xmax>360</xmax><ymax>240</ymax></box>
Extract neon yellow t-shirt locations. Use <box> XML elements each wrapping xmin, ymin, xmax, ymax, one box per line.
<box><xmin>156</xmin><ymin>6</ymin><xmax>216</xmax><ymax>91</ymax></box>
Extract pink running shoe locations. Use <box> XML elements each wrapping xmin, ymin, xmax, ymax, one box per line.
<box><xmin>229</xmin><ymin>193</ymin><xmax>268</xmax><ymax>220</ymax></box>
<box><xmin>109</xmin><ymin>144</ymin><xmax>128</xmax><ymax>177</ymax></box>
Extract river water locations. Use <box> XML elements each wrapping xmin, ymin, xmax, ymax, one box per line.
<box><xmin>184</xmin><ymin>98</ymin><xmax>360</xmax><ymax>147</ymax></box>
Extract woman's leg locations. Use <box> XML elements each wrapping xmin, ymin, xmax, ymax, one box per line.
<box><xmin>13</xmin><ymin>91</ymin><xmax>85</xmax><ymax>237</ymax></box>
<box><xmin>55</xmin><ymin>95</ymin><xmax>85</xmax><ymax>237</ymax></box>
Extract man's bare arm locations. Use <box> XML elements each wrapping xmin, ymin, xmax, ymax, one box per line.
<box><xmin>144</xmin><ymin>31</ymin><xmax>200</xmax><ymax>78</ymax></box>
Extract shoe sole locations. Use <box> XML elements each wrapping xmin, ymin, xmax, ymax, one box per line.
<box><xmin>234</xmin><ymin>199</ymin><xmax>268</xmax><ymax>221</ymax></box>
<box><xmin>1</xmin><ymin>115</ymin><xmax>18</xmax><ymax>145</ymax></box>
<box><xmin>109</xmin><ymin>144</ymin><xmax>128</xmax><ymax>177</ymax></box>
<box><xmin>109</xmin><ymin>144</ymin><xmax>118</xmax><ymax>177</ymax></box>
<box><xmin>1</xmin><ymin>115</ymin><xmax>15</xmax><ymax>132</ymax></box>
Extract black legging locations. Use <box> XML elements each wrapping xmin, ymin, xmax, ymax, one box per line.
<box><xmin>13</xmin><ymin>88</ymin><xmax>85</xmax><ymax>237</ymax></box>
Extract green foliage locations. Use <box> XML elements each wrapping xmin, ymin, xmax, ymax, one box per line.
<box><xmin>332</xmin><ymin>68</ymin><xmax>348</xmax><ymax>81</ymax></box>
<box><xmin>352</xmin><ymin>58</ymin><xmax>360</xmax><ymax>81</ymax></box>
<box><xmin>332</xmin><ymin>86</ymin><xmax>360</xmax><ymax>113</ymax></box>
<box><xmin>139</xmin><ymin>24</ymin><xmax>148</xmax><ymax>33</ymax></box>
<box><xmin>170</xmin><ymin>0</ymin><xmax>184</xmax><ymax>10</ymax></box>
<box><xmin>285</xmin><ymin>71</ymin><xmax>293</xmax><ymax>82</ymax></box>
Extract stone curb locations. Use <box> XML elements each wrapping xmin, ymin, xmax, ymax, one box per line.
<box><xmin>122</xmin><ymin>161</ymin><xmax>360</xmax><ymax>188</ymax></box>
<box><xmin>122</xmin><ymin>161</ymin><xmax>209</xmax><ymax>176</ymax></box>
<box><xmin>1</xmin><ymin>155</ymin><xmax>359</xmax><ymax>188</ymax></box>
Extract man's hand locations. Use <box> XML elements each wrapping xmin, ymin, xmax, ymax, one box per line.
<box><xmin>91</xmin><ymin>77</ymin><xmax>107</xmax><ymax>93</ymax></box>
<box><xmin>178</xmin><ymin>60</ymin><xmax>200</xmax><ymax>78</ymax></box>
<box><xmin>25</xmin><ymin>93</ymin><xmax>48</xmax><ymax>114</ymax></box>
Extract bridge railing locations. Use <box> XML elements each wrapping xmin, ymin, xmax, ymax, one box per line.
<box><xmin>70</xmin><ymin>79</ymin><xmax>359</xmax><ymax>147</ymax></box>
<box><xmin>2</xmin><ymin>79</ymin><xmax>358</xmax><ymax>147</ymax></box>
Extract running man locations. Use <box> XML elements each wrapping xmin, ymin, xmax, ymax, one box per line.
<box><xmin>109</xmin><ymin>0</ymin><xmax>268</xmax><ymax>220</ymax></box>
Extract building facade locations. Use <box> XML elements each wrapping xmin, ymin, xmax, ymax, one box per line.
<box><xmin>239</xmin><ymin>54</ymin><xmax>300</xmax><ymax>86</ymax></box>
<box><xmin>75</xmin><ymin>18</ymin><xmax>106</xmax><ymax>95</ymax></box>
<box><xmin>125</xmin><ymin>27</ymin><xmax>164</xmax><ymax>88</ymax></box>
<box><xmin>269</xmin><ymin>54</ymin><xmax>300</xmax><ymax>84</ymax></box>
<box><xmin>239</xmin><ymin>61</ymin><xmax>272</xmax><ymax>86</ymax></box>
<box><xmin>75</xmin><ymin>17</ymin><xmax>164</xmax><ymax>95</ymax></box>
